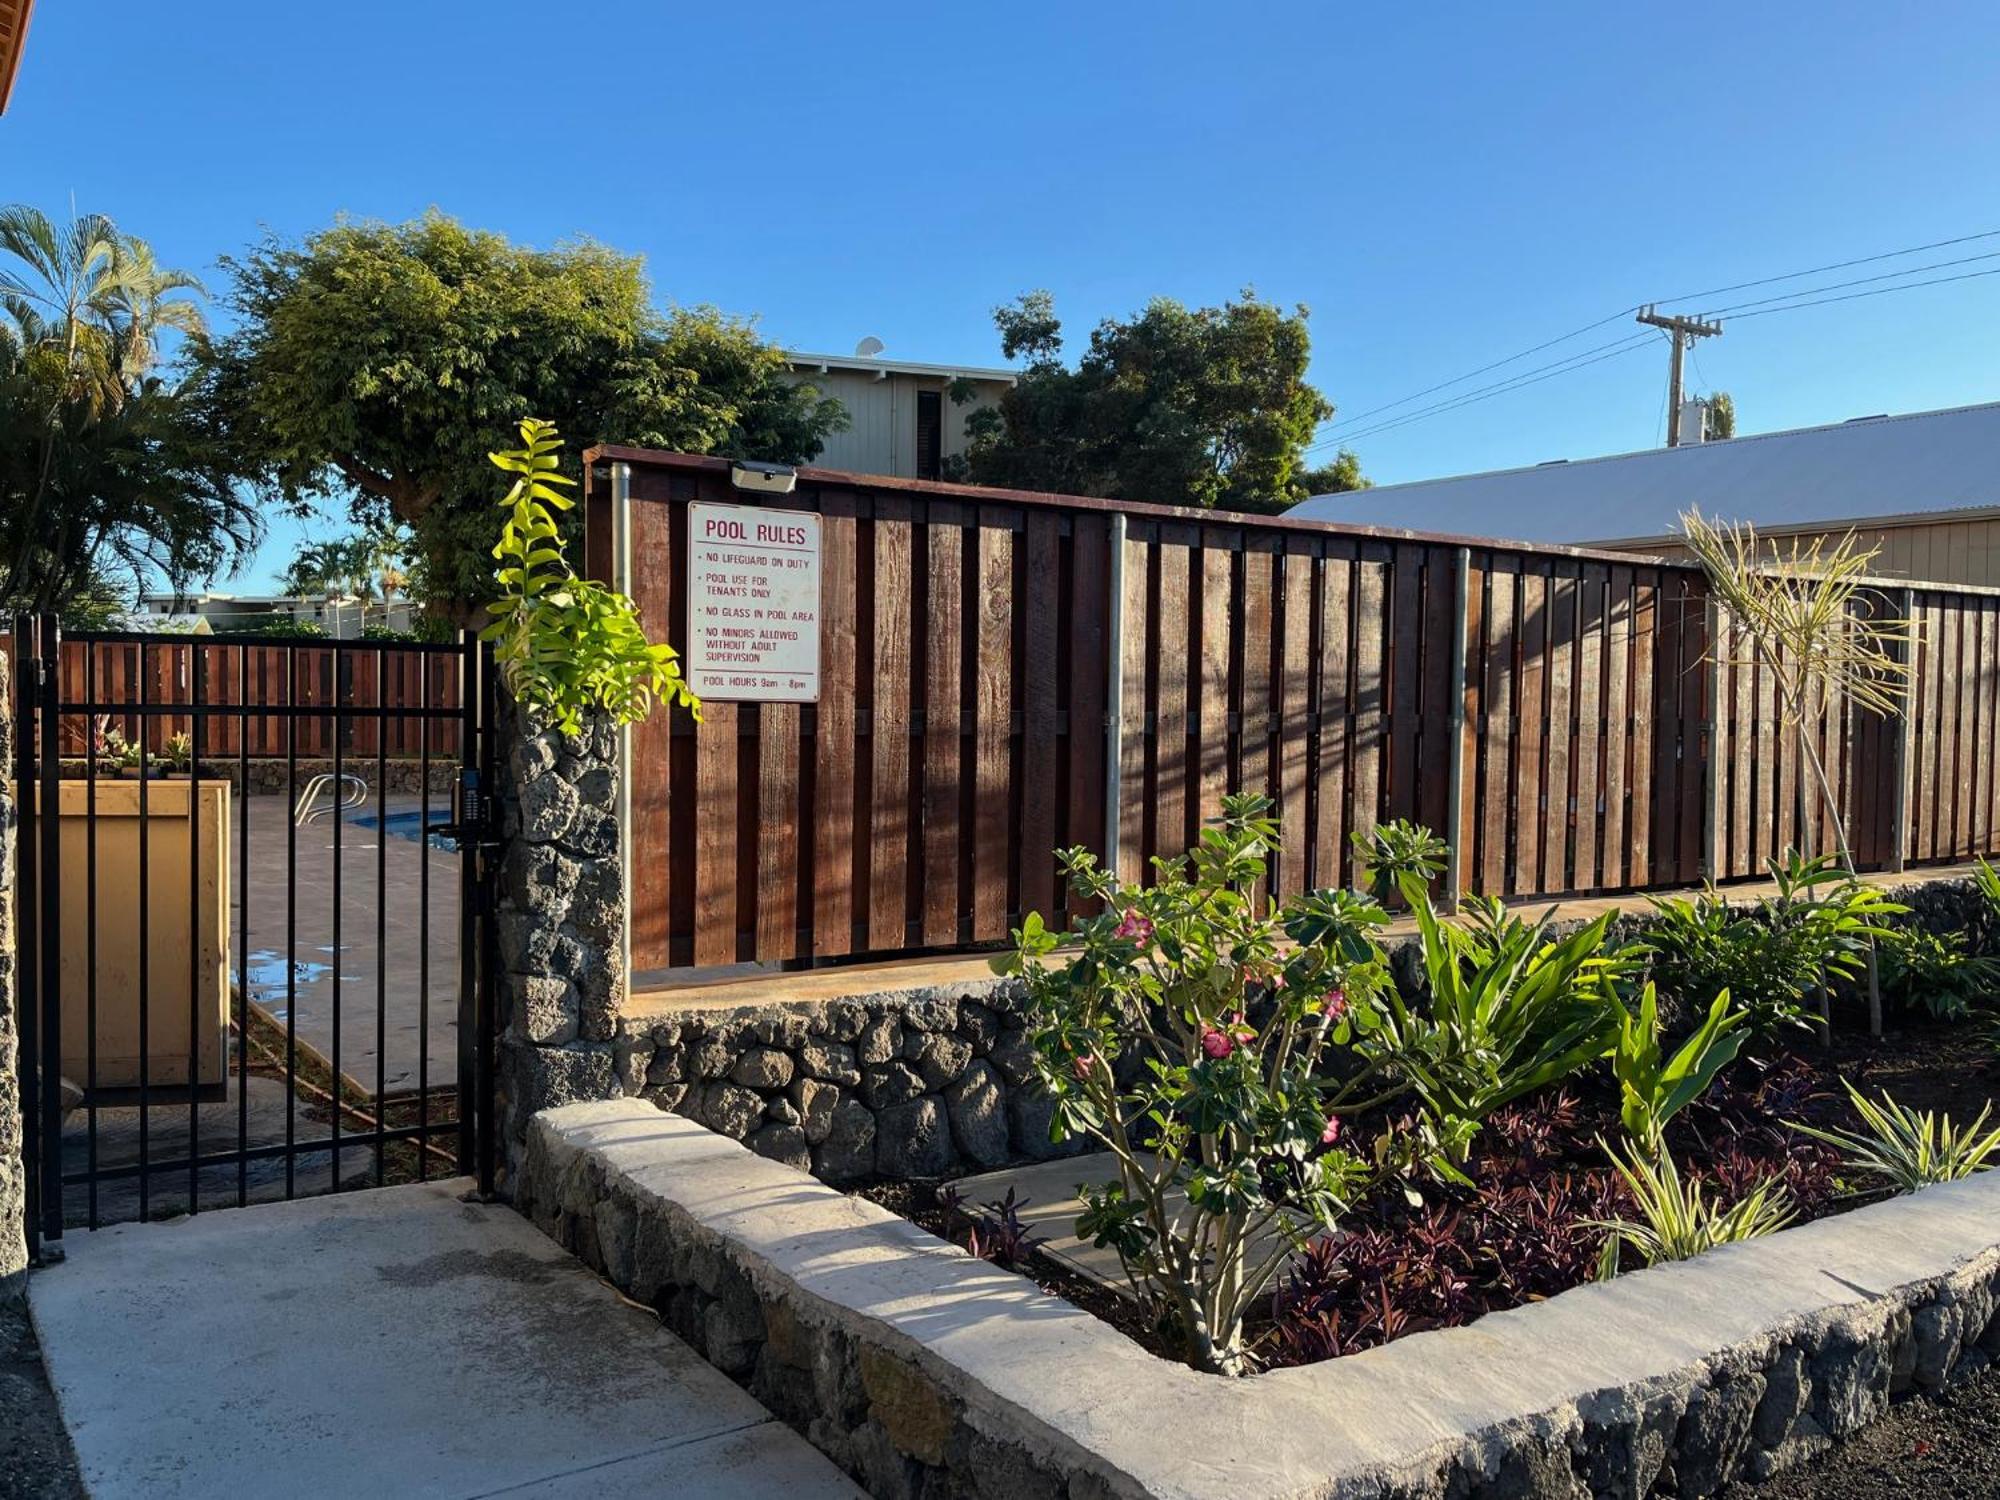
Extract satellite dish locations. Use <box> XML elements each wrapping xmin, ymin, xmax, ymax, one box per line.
<box><xmin>854</xmin><ymin>336</ymin><xmax>885</xmax><ymax>359</ymax></box>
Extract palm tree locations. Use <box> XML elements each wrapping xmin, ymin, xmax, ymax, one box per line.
<box><xmin>0</xmin><ymin>204</ymin><xmax>208</xmax><ymax>603</ymax></box>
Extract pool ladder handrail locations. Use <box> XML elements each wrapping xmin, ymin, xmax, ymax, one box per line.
<box><xmin>295</xmin><ymin>772</ymin><xmax>369</xmax><ymax>826</ymax></box>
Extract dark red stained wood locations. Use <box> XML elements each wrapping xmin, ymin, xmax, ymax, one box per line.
<box><xmin>1774</xmin><ymin>636</ymin><xmax>1798</xmax><ymax>862</ymax></box>
<box><xmin>1351</xmin><ymin>548</ymin><xmax>1388</xmax><ymax>851</ymax></box>
<box><xmin>692</xmin><ymin>699</ymin><xmax>739</xmax><ymax>965</ymax></box>
<box><xmin>1197</xmin><ymin>543</ymin><xmax>1233</xmax><ymax>832</ymax></box>
<box><xmin>757</xmin><ymin>702</ymin><xmax>801</xmax><ymax>956</ymax></box>
<box><xmin>1066</xmin><ymin>517</ymin><xmax>1109</xmax><ymax>917</ymax></box>
<box><xmin>1600</xmin><ymin>568</ymin><xmax>1632</xmax><ymax>888</ymax></box>
<box><xmin>1154</xmin><ymin>543</ymin><xmax>1193</xmax><ymax>866</ymax></box>
<box><xmin>813</xmin><ymin>498</ymin><xmax>858</xmax><ymax>957</ymax></box>
<box><xmin>1514</xmin><ymin>567</ymin><xmax>1548</xmax><ymax>893</ymax></box>
<box><xmin>1919</xmin><ymin>597</ymin><xmax>1944</xmax><ymax>861</ymax></box>
<box><xmin>1479</xmin><ymin>559</ymin><xmax>1517</xmax><ymax>897</ymax></box>
<box><xmin>1118</xmin><ymin>535</ymin><xmax>1151</xmax><ymax>885</ymax></box>
<box><xmin>1573</xmin><ymin>565</ymin><xmax>1605</xmax><ymax>890</ymax></box>
<box><xmin>1981</xmin><ymin>602</ymin><xmax>1998</xmax><ymax>856</ymax></box>
<box><xmin>923</xmin><ymin>519</ymin><xmax>963</xmax><ymax>945</ymax></box>
<box><xmin>868</xmin><ymin>515</ymin><xmax>914</xmax><ymax>952</ymax></box>
<box><xmin>1458</xmin><ymin>556</ymin><xmax>1485</xmax><ymax>886</ymax></box>
<box><xmin>1386</xmin><ymin>546</ymin><xmax>1424</xmax><ymax>826</ymax></box>
<box><xmin>1675</xmin><ymin>578</ymin><xmax>1709</xmax><ymax>885</ymax></box>
<box><xmin>1954</xmin><ymin>602</ymin><xmax>1978</xmax><ymax>859</ymax></box>
<box><xmin>1020</xmin><ymin>511</ymin><xmax>1063</xmax><ymax>922</ymax></box>
<box><xmin>1629</xmin><ymin>574</ymin><xmax>1658</xmax><ymax>883</ymax></box>
<box><xmin>1542</xmin><ymin>565</ymin><xmax>1576</xmax><ymax>892</ymax></box>
<box><xmin>1239</xmin><ymin>545</ymin><xmax>1275</xmax><ymax>807</ymax></box>
<box><xmin>972</xmin><ymin>518</ymin><xmax>1014</xmax><ymax>938</ymax></box>
<box><xmin>1315</xmin><ymin>550</ymin><xmax>1354</xmax><ymax>890</ymax></box>
<box><xmin>1276</xmin><ymin>548</ymin><xmax>1314</xmax><ymax>897</ymax></box>
<box><xmin>628</xmin><ymin>497</ymin><xmax>676</xmax><ymax>969</ymax></box>
<box><xmin>1418</xmin><ymin>545</ymin><xmax>1455</xmax><ymax>840</ymax></box>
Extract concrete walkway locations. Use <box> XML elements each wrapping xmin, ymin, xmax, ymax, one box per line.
<box><xmin>26</xmin><ymin>1180</ymin><xmax>867</xmax><ymax>1499</ymax></box>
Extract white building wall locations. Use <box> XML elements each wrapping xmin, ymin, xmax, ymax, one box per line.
<box><xmin>783</xmin><ymin>367</ymin><xmax>1010</xmax><ymax>479</ymax></box>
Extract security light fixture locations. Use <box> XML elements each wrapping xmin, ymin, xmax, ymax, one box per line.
<box><xmin>730</xmin><ymin>461</ymin><xmax>797</xmax><ymax>496</ymax></box>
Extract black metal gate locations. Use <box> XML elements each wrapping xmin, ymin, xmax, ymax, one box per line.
<box><xmin>11</xmin><ymin>617</ymin><xmax>499</xmax><ymax>1256</ymax></box>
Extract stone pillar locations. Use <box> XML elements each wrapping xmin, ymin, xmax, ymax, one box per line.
<box><xmin>0</xmin><ymin>650</ymin><xmax>27</xmax><ymax>1299</ymax></box>
<box><xmin>490</xmin><ymin>696</ymin><xmax>627</xmax><ymax>1189</ymax></box>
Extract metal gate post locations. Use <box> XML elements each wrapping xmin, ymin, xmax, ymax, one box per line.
<box><xmin>34</xmin><ymin>617</ymin><xmax>61</xmax><ymax>1250</ymax></box>
<box><xmin>11</xmin><ymin>617</ymin><xmax>42</xmax><ymax>1262</ymax></box>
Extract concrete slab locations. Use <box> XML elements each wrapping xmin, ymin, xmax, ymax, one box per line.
<box><xmin>27</xmin><ymin>1179</ymin><xmax>865</xmax><ymax>1500</ymax></box>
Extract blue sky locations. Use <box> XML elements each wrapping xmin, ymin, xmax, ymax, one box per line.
<box><xmin>10</xmin><ymin>0</ymin><xmax>2000</xmax><ymax>591</ymax></box>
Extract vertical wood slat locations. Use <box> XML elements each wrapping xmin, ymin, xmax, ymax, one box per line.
<box><xmin>1573</xmin><ymin>566</ymin><xmax>1605</xmax><ymax>890</ymax></box>
<box><xmin>1154</xmin><ymin>544</ymin><xmax>1193</xmax><ymax>867</ymax></box>
<box><xmin>1542</xmin><ymin>566</ymin><xmax>1576</xmax><ymax>892</ymax></box>
<box><xmin>1019</xmin><ymin>512</ymin><xmax>1062</xmax><ymax>922</ymax></box>
<box><xmin>922</xmin><ymin>520</ymin><xmax>963</xmax><ymax>945</ymax></box>
<box><xmin>1479</xmin><ymin>560</ymin><xmax>1517</xmax><ymax>897</ymax></box>
<box><xmin>1315</xmin><ymin>549</ymin><xmax>1354</xmax><ymax>889</ymax></box>
<box><xmin>1351</xmin><ymin>547</ymin><xmax>1388</xmax><ymax>853</ymax></box>
<box><xmin>1515</xmin><ymin>567</ymin><xmax>1548</xmax><ymax>893</ymax></box>
<box><xmin>1197</xmin><ymin>544</ymin><xmax>1233</xmax><ymax>832</ymax></box>
<box><xmin>868</xmin><ymin>514</ymin><xmax>913</xmax><ymax>952</ymax></box>
<box><xmin>1418</xmin><ymin>545</ymin><xmax>1455</xmax><ymax>840</ymax></box>
<box><xmin>1118</xmin><ymin>535</ymin><xmax>1150</xmax><ymax>886</ymax></box>
<box><xmin>972</xmin><ymin>519</ymin><xmax>1013</xmax><ymax>938</ymax></box>
<box><xmin>813</xmin><ymin>499</ymin><xmax>858</xmax><ymax>956</ymax></box>
<box><xmin>1276</xmin><ymin>549</ymin><xmax>1314</xmax><ymax>898</ymax></box>
<box><xmin>1067</xmin><ymin>516</ymin><xmax>1109</xmax><ymax>917</ymax></box>
<box><xmin>1386</xmin><ymin>547</ymin><xmax>1424</xmax><ymax>826</ymax></box>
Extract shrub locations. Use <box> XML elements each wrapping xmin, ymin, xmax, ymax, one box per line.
<box><xmin>1592</xmin><ymin>1143</ymin><xmax>1793</xmax><ymax>1276</ymax></box>
<box><xmin>1791</xmin><ymin>1082</ymin><xmax>2000</xmax><ymax>1193</ymax></box>
<box><xmin>1356</xmin><ymin>879</ymin><xmax>1637</xmax><ymax>1175</ymax></box>
<box><xmin>997</xmin><ymin>794</ymin><xmax>1437</xmax><ymax>1376</ymax></box>
<box><xmin>481</xmin><ymin>418</ymin><xmax>700</xmax><ymax>736</ymax></box>
<box><xmin>1644</xmin><ymin>850</ymin><xmax>1902</xmax><ymax>1033</ymax></box>
<box><xmin>1351</xmin><ymin>819</ymin><xmax>1446</xmax><ymax>905</ymax></box>
<box><xmin>1878</xmin><ymin>925</ymin><xmax>2000</xmax><ymax>1021</ymax></box>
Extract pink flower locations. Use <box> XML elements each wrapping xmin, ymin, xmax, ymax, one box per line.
<box><xmin>1072</xmin><ymin>1053</ymin><xmax>1098</xmax><ymax>1083</ymax></box>
<box><xmin>1114</xmin><ymin>909</ymin><xmax>1155</xmax><ymax>944</ymax></box>
<box><xmin>1200</xmin><ymin>1027</ymin><xmax>1234</xmax><ymax>1060</ymax></box>
<box><xmin>1320</xmin><ymin>1114</ymin><xmax>1343</xmax><ymax>1146</ymax></box>
<box><xmin>1322</xmin><ymin>988</ymin><xmax>1348</xmax><ymax>1021</ymax></box>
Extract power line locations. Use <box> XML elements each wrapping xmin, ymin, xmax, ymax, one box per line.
<box><xmin>1648</xmin><ymin>226</ymin><xmax>2000</xmax><ymax>307</ymax></box>
<box><xmin>1694</xmin><ymin>247</ymin><xmax>2000</xmax><ymax>319</ymax></box>
<box><xmin>1312</xmin><ymin>226</ymin><xmax>2000</xmax><ymax>451</ymax></box>
<box><xmin>1723</xmin><ymin>262</ymin><xmax>2000</xmax><ymax>321</ymax></box>
<box><xmin>1329</xmin><ymin>334</ymin><xmax>1663</xmax><ymax>446</ymax></box>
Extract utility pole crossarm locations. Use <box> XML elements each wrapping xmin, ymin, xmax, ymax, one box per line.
<box><xmin>1637</xmin><ymin>305</ymin><xmax>1724</xmax><ymax>446</ymax></box>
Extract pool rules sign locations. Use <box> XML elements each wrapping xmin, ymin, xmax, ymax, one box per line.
<box><xmin>686</xmin><ymin>502</ymin><xmax>823</xmax><ymax>702</ymax></box>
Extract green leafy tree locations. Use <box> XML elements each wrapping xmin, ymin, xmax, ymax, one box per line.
<box><xmin>201</xmin><ymin>212</ymin><xmax>847</xmax><ymax>609</ymax></box>
<box><xmin>0</xmin><ymin>204</ymin><xmax>254</xmax><ymax>611</ymax></box>
<box><xmin>962</xmin><ymin>289</ymin><xmax>1364</xmax><ymax>514</ymax></box>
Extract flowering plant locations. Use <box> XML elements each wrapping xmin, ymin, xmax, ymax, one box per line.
<box><xmin>996</xmin><ymin>794</ymin><xmax>1448</xmax><ymax>1375</ymax></box>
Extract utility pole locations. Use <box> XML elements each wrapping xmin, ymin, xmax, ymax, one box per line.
<box><xmin>1637</xmin><ymin>305</ymin><xmax>1723</xmax><ymax>445</ymax></box>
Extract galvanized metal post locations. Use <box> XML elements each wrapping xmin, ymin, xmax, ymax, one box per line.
<box><xmin>1444</xmin><ymin>548</ymin><xmax>1471</xmax><ymax>908</ymax></box>
<box><xmin>1887</xmin><ymin>586</ymin><xmax>1915</xmax><ymax>874</ymax></box>
<box><xmin>1103</xmin><ymin>513</ymin><xmax>1127</xmax><ymax>873</ymax></box>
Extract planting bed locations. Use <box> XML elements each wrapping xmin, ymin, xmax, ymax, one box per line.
<box><xmin>857</xmin><ymin>1025</ymin><xmax>1997</xmax><ymax>1371</ymax></box>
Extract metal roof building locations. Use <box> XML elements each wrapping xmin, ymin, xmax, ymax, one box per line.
<box><xmin>1291</xmin><ymin>400</ymin><xmax>2000</xmax><ymax>584</ymax></box>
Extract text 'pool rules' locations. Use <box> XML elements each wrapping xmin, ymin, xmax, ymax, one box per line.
<box><xmin>685</xmin><ymin>501</ymin><xmax>823</xmax><ymax>702</ymax></box>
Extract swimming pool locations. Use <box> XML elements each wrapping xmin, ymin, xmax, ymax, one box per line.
<box><xmin>351</xmin><ymin>809</ymin><xmax>459</xmax><ymax>853</ymax></box>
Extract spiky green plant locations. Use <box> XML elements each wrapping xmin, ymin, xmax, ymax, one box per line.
<box><xmin>1611</xmin><ymin>983</ymin><xmax>1748</xmax><ymax>1155</ymax></box>
<box><xmin>1680</xmin><ymin>510</ymin><xmax>1917</xmax><ymax>1036</ymax></box>
<box><xmin>1592</xmin><ymin>1142</ymin><xmax>1794</xmax><ymax>1278</ymax></box>
<box><xmin>1790</xmin><ymin>1082</ymin><xmax>2000</xmax><ymax>1194</ymax></box>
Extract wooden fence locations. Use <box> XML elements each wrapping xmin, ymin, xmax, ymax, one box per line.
<box><xmin>586</xmin><ymin>448</ymin><xmax>2000</xmax><ymax>973</ymax></box>
<box><xmin>18</xmin><ymin>636</ymin><xmax>462</xmax><ymax>759</ymax></box>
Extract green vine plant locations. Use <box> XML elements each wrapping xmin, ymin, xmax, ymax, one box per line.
<box><xmin>481</xmin><ymin>419</ymin><xmax>700</xmax><ymax>736</ymax></box>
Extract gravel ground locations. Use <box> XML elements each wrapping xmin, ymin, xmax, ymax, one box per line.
<box><xmin>0</xmin><ymin>1297</ymin><xmax>82</xmax><ymax>1500</ymax></box>
<box><xmin>1725</xmin><ymin>1359</ymin><xmax>2000</xmax><ymax>1499</ymax></box>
